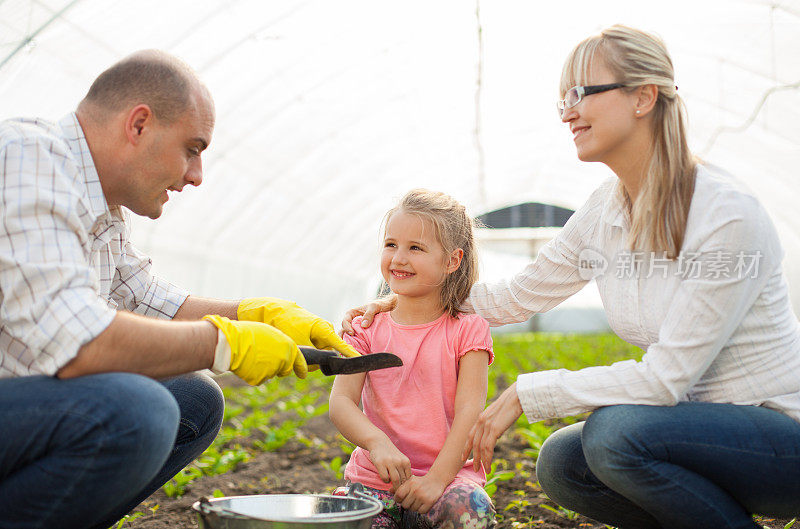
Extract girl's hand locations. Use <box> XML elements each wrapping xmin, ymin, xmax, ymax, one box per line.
<box><xmin>340</xmin><ymin>295</ymin><xmax>398</xmax><ymax>335</ymax></box>
<box><xmin>462</xmin><ymin>382</ymin><xmax>524</xmax><ymax>472</ymax></box>
<box><xmin>393</xmin><ymin>474</ymin><xmax>446</xmax><ymax>514</ymax></box>
<box><xmin>367</xmin><ymin>438</ymin><xmax>412</xmax><ymax>490</ymax></box>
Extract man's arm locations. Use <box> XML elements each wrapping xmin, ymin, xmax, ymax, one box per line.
<box><xmin>57</xmin><ymin>311</ymin><xmax>216</xmax><ymax>379</ymax></box>
<box><xmin>173</xmin><ymin>295</ymin><xmax>239</xmax><ymax>320</ymax></box>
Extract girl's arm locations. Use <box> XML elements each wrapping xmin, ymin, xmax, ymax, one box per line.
<box><xmin>394</xmin><ymin>350</ymin><xmax>490</xmax><ymax>513</ymax></box>
<box><xmin>329</xmin><ymin>372</ymin><xmax>412</xmax><ymax>489</ymax></box>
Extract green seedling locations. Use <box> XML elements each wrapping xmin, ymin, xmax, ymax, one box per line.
<box><xmin>197</xmin><ymin>446</ymin><xmax>251</xmax><ymax>475</ymax></box>
<box><xmin>507</xmin><ymin>516</ymin><xmax>539</xmax><ymax>528</ymax></box>
<box><xmin>489</xmin><ymin>333</ymin><xmax>642</xmax><ymax>393</ymax></box>
<box><xmin>239</xmin><ymin>408</ymin><xmax>276</xmax><ymax>432</ymax></box>
<box><xmin>483</xmin><ymin>459</ymin><xmax>514</xmax><ymax>498</ymax></box>
<box><xmin>753</xmin><ymin>515</ymin><xmax>797</xmax><ymax>529</ymax></box>
<box><xmin>321</xmin><ymin>456</ymin><xmax>344</xmax><ymax>479</ymax></box>
<box><xmin>538</xmin><ymin>503</ymin><xmax>580</xmax><ymax>520</ymax></box>
<box><xmin>511</xmin><ymin>461</ymin><xmax>532</xmax><ymax>479</ymax></box>
<box><xmin>516</xmin><ymin>422</ymin><xmax>555</xmax><ymax>460</ymax></box>
<box><xmin>503</xmin><ymin>498</ymin><xmax>531</xmax><ymax>513</ymax></box>
<box><xmin>338</xmin><ymin>436</ymin><xmax>357</xmax><ymax>455</ymax></box>
<box><xmin>111</xmin><ymin>512</ymin><xmax>143</xmax><ymax>528</ymax></box>
<box><xmin>254</xmin><ymin>420</ymin><xmax>301</xmax><ymax>451</ymax></box>
<box><xmin>222</xmin><ymin>403</ymin><xmax>245</xmax><ymax>422</ymax></box>
<box><xmin>162</xmin><ymin>466</ymin><xmax>203</xmax><ymax>497</ymax></box>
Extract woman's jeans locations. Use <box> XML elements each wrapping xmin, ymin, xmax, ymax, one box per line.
<box><xmin>535</xmin><ymin>402</ymin><xmax>800</xmax><ymax>529</ymax></box>
<box><xmin>0</xmin><ymin>371</ymin><xmax>224</xmax><ymax>529</ymax></box>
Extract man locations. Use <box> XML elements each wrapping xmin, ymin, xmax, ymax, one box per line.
<box><xmin>0</xmin><ymin>50</ymin><xmax>357</xmax><ymax>529</ymax></box>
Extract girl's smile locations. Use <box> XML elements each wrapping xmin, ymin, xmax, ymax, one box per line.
<box><xmin>381</xmin><ymin>211</ymin><xmax>449</xmax><ymax>300</ymax></box>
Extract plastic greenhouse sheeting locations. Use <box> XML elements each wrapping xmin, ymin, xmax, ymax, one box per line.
<box><xmin>1</xmin><ymin>0</ymin><xmax>799</xmax><ymax>323</ymax></box>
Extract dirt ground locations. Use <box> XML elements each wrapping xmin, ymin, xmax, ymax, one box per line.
<box><xmin>123</xmin><ymin>409</ymin><xmax>795</xmax><ymax>529</ymax></box>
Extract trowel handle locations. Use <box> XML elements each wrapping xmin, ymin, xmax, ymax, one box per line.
<box><xmin>299</xmin><ymin>346</ymin><xmax>338</xmax><ymax>366</ymax></box>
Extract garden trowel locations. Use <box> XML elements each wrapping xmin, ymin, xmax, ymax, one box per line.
<box><xmin>299</xmin><ymin>346</ymin><xmax>403</xmax><ymax>376</ymax></box>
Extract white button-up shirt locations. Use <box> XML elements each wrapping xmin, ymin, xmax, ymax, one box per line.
<box><xmin>0</xmin><ymin>113</ymin><xmax>189</xmax><ymax>378</ymax></box>
<box><xmin>467</xmin><ymin>164</ymin><xmax>800</xmax><ymax>423</ymax></box>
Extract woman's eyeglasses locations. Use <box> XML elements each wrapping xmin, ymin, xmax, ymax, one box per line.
<box><xmin>557</xmin><ymin>83</ymin><xmax>625</xmax><ymax>118</ymax></box>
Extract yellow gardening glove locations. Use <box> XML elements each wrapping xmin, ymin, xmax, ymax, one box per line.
<box><xmin>237</xmin><ymin>297</ymin><xmax>360</xmax><ymax>358</ymax></box>
<box><xmin>203</xmin><ymin>315</ymin><xmax>308</xmax><ymax>385</ymax></box>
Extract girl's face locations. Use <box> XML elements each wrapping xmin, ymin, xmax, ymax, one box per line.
<box><xmin>560</xmin><ymin>60</ymin><xmax>640</xmax><ymax>166</ymax></box>
<box><xmin>381</xmin><ymin>211</ymin><xmax>456</xmax><ymax>300</ymax></box>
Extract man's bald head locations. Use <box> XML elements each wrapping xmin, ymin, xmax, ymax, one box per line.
<box><xmin>78</xmin><ymin>50</ymin><xmax>210</xmax><ymax>124</ymax></box>
<box><xmin>76</xmin><ymin>50</ymin><xmax>215</xmax><ymax>219</ymax></box>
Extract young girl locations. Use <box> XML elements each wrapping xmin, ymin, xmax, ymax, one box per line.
<box><xmin>329</xmin><ymin>189</ymin><xmax>495</xmax><ymax>529</ymax></box>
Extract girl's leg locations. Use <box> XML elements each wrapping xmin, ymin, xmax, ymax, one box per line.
<box><xmin>581</xmin><ymin>402</ymin><xmax>800</xmax><ymax>529</ymax></box>
<box><xmin>536</xmin><ymin>422</ymin><xmax>661</xmax><ymax>529</ymax></box>
<box><xmin>334</xmin><ymin>483</ymin><xmax>401</xmax><ymax>529</ymax></box>
<box><xmin>419</xmin><ymin>477</ymin><xmax>496</xmax><ymax>529</ymax></box>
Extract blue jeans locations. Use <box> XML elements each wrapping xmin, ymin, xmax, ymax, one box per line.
<box><xmin>0</xmin><ymin>371</ymin><xmax>224</xmax><ymax>529</ymax></box>
<box><xmin>535</xmin><ymin>403</ymin><xmax>800</xmax><ymax>529</ymax></box>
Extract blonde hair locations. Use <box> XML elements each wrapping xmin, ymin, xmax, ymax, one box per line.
<box><xmin>560</xmin><ymin>25</ymin><xmax>696</xmax><ymax>258</ymax></box>
<box><xmin>384</xmin><ymin>189</ymin><xmax>479</xmax><ymax>317</ymax></box>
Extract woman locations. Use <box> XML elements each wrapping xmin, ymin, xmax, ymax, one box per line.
<box><xmin>343</xmin><ymin>25</ymin><xmax>800</xmax><ymax>529</ymax></box>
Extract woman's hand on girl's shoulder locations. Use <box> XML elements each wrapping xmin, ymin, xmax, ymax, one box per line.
<box><xmin>340</xmin><ymin>295</ymin><xmax>398</xmax><ymax>335</ymax></box>
<box><xmin>340</xmin><ymin>306</ymin><xmax>367</xmax><ymax>336</ymax></box>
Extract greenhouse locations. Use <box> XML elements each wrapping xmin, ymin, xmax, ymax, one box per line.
<box><xmin>1</xmin><ymin>1</ymin><xmax>799</xmax><ymax>528</ymax></box>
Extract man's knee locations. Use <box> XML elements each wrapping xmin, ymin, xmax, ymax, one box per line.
<box><xmin>78</xmin><ymin>373</ymin><xmax>180</xmax><ymax>461</ymax></box>
<box><xmin>162</xmin><ymin>372</ymin><xmax>224</xmax><ymax>443</ymax></box>
<box><xmin>186</xmin><ymin>372</ymin><xmax>224</xmax><ymax>432</ymax></box>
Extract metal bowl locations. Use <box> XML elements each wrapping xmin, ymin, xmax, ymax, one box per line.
<box><xmin>192</xmin><ymin>489</ymin><xmax>384</xmax><ymax>529</ymax></box>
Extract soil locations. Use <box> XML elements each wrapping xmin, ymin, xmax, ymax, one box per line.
<box><xmin>123</xmin><ymin>377</ymin><xmax>795</xmax><ymax>529</ymax></box>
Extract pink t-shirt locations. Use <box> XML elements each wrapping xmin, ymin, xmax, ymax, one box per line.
<box><xmin>342</xmin><ymin>311</ymin><xmax>494</xmax><ymax>491</ymax></box>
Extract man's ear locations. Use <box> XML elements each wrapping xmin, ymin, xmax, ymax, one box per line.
<box><xmin>634</xmin><ymin>84</ymin><xmax>658</xmax><ymax>117</ymax></box>
<box><xmin>124</xmin><ymin>104</ymin><xmax>155</xmax><ymax>145</ymax></box>
<box><xmin>446</xmin><ymin>248</ymin><xmax>464</xmax><ymax>274</ymax></box>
